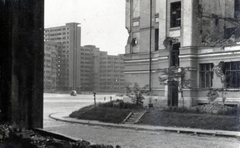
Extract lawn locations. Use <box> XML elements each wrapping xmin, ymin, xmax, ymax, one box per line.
<box><xmin>138</xmin><ymin>108</ymin><xmax>240</xmax><ymax>131</ymax></box>
<box><xmin>69</xmin><ymin>102</ymin><xmax>240</xmax><ymax>131</ymax></box>
<box><xmin>69</xmin><ymin>105</ymin><xmax>133</xmax><ymax>123</ymax></box>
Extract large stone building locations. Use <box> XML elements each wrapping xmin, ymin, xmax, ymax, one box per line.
<box><xmin>124</xmin><ymin>0</ymin><xmax>240</xmax><ymax>107</ymax></box>
<box><xmin>44</xmin><ymin>23</ymin><xmax>81</xmax><ymax>91</ymax></box>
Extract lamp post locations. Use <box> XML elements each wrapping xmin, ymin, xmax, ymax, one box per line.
<box><xmin>93</xmin><ymin>92</ymin><xmax>96</xmax><ymax>107</ymax></box>
<box><xmin>149</xmin><ymin>0</ymin><xmax>152</xmax><ymax>92</ymax></box>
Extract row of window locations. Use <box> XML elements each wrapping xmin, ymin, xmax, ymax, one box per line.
<box><xmin>100</xmin><ymin>83</ymin><xmax>125</xmax><ymax>85</ymax></box>
<box><xmin>100</xmin><ymin>87</ymin><xmax>124</xmax><ymax>90</ymax></box>
<box><xmin>81</xmin><ymin>48</ymin><xmax>93</xmax><ymax>51</ymax></box>
<box><xmin>200</xmin><ymin>61</ymin><xmax>240</xmax><ymax>88</ymax></box>
<box><xmin>100</xmin><ymin>78</ymin><xmax>124</xmax><ymax>81</ymax></box>
<box><xmin>45</xmin><ymin>28</ymin><xmax>69</xmax><ymax>32</ymax></box>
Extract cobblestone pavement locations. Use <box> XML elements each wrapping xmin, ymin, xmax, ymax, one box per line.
<box><xmin>44</xmin><ymin>120</ymin><xmax>240</xmax><ymax>148</ymax></box>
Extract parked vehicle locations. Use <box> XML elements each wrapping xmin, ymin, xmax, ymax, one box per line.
<box><xmin>70</xmin><ymin>90</ymin><xmax>77</xmax><ymax>96</ymax></box>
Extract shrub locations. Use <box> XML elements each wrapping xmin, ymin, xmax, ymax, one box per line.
<box><xmin>98</xmin><ymin>100</ymin><xmax>139</xmax><ymax>109</ymax></box>
<box><xmin>162</xmin><ymin>103</ymin><xmax>240</xmax><ymax>116</ymax></box>
<box><xmin>98</xmin><ymin>101</ymin><xmax>114</xmax><ymax>108</ymax></box>
<box><xmin>126</xmin><ymin>83</ymin><xmax>149</xmax><ymax>106</ymax></box>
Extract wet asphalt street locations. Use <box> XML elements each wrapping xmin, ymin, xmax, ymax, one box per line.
<box><xmin>43</xmin><ymin>93</ymin><xmax>240</xmax><ymax>148</ymax></box>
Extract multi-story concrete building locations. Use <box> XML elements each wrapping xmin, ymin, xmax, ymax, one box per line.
<box><xmin>124</xmin><ymin>0</ymin><xmax>240</xmax><ymax>107</ymax></box>
<box><xmin>99</xmin><ymin>53</ymin><xmax>125</xmax><ymax>92</ymax></box>
<box><xmin>78</xmin><ymin>45</ymin><xmax>96</xmax><ymax>91</ymax></box>
<box><xmin>44</xmin><ymin>22</ymin><xmax>81</xmax><ymax>91</ymax></box>
<box><xmin>44</xmin><ymin>41</ymin><xmax>62</xmax><ymax>92</ymax></box>
<box><xmin>80</xmin><ymin>45</ymin><xmax>125</xmax><ymax>93</ymax></box>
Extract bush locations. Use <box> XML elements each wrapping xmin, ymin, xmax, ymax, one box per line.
<box><xmin>98</xmin><ymin>100</ymin><xmax>140</xmax><ymax>109</ymax></box>
<box><xmin>196</xmin><ymin>103</ymin><xmax>240</xmax><ymax>115</ymax></box>
<box><xmin>120</xmin><ymin>102</ymin><xmax>139</xmax><ymax>109</ymax></box>
<box><xmin>162</xmin><ymin>103</ymin><xmax>240</xmax><ymax>116</ymax></box>
<box><xmin>98</xmin><ymin>101</ymin><xmax>114</xmax><ymax>108</ymax></box>
<box><xmin>163</xmin><ymin>106</ymin><xmax>199</xmax><ymax>114</ymax></box>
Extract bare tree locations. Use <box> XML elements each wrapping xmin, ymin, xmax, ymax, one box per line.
<box><xmin>126</xmin><ymin>83</ymin><xmax>149</xmax><ymax>106</ymax></box>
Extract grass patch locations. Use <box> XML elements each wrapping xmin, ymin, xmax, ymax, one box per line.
<box><xmin>139</xmin><ymin>108</ymin><xmax>240</xmax><ymax>131</ymax></box>
<box><xmin>69</xmin><ymin>105</ymin><xmax>133</xmax><ymax>123</ymax></box>
<box><xmin>69</xmin><ymin>102</ymin><xmax>240</xmax><ymax>131</ymax></box>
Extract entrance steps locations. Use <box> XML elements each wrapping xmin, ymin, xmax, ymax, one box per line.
<box><xmin>123</xmin><ymin>110</ymin><xmax>146</xmax><ymax>124</ymax></box>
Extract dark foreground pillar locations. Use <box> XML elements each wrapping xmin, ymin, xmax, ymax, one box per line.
<box><xmin>0</xmin><ymin>0</ymin><xmax>44</xmax><ymax>128</ymax></box>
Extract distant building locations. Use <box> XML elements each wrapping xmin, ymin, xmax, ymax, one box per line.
<box><xmin>44</xmin><ymin>23</ymin><xmax>125</xmax><ymax>93</ymax></box>
<box><xmin>80</xmin><ymin>45</ymin><xmax>125</xmax><ymax>93</ymax></box>
<box><xmin>98</xmin><ymin>52</ymin><xmax>125</xmax><ymax>93</ymax></box>
<box><xmin>44</xmin><ymin>42</ymin><xmax>62</xmax><ymax>92</ymax></box>
<box><xmin>44</xmin><ymin>23</ymin><xmax>81</xmax><ymax>91</ymax></box>
<box><xmin>125</xmin><ymin>0</ymin><xmax>240</xmax><ymax>108</ymax></box>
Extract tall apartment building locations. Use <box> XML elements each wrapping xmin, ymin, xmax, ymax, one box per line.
<box><xmin>99</xmin><ymin>52</ymin><xmax>125</xmax><ymax>92</ymax></box>
<box><xmin>44</xmin><ymin>42</ymin><xmax>62</xmax><ymax>92</ymax></box>
<box><xmin>80</xmin><ymin>45</ymin><xmax>125</xmax><ymax>93</ymax></box>
<box><xmin>44</xmin><ymin>23</ymin><xmax>81</xmax><ymax>91</ymax></box>
<box><xmin>125</xmin><ymin>0</ymin><xmax>240</xmax><ymax>107</ymax></box>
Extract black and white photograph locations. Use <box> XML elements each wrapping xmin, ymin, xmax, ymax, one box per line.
<box><xmin>1</xmin><ymin>0</ymin><xmax>240</xmax><ymax>147</ymax></box>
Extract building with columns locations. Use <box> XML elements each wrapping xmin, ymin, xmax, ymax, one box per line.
<box><xmin>124</xmin><ymin>0</ymin><xmax>240</xmax><ymax>108</ymax></box>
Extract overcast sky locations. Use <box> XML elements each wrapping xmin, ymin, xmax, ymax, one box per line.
<box><xmin>44</xmin><ymin>0</ymin><xmax>128</xmax><ymax>55</ymax></box>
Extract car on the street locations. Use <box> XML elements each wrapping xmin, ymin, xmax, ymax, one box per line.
<box><xmin>70</xmin><ymin>90</ymin><xmax>77</xmax><ymax>96</ymax></box>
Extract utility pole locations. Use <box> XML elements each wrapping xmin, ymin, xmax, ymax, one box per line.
<box><xmin>149</xmin><ymin>0</ymin><xmax>152</xmax><ymax>92</ymax></box>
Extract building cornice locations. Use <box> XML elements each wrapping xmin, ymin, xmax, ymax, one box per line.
<box><xmin>180</xmin><ymin>50</ymin><xmax>240</xmax><ymax>59</ymax></box>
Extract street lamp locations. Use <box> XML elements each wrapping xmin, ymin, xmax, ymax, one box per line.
<box><xmin>149</xmin><ymin>0</ymin><xmax>153</xmax><ymax>92</ymax></box>
<box><xmin>93</xmin><ymin>92</ymin><xmax>96</xmax><ymax>107</ymax></box>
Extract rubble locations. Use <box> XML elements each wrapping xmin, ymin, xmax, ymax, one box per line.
<box><xmin>196</xmin><ymin>103</ymin><xmax>237</xmax><ymax>115</ymax></box>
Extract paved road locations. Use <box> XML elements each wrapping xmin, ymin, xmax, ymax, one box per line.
<box><xmin>44</xmin><ymin>93</ymin><xmax>240</xmax><ymax>148</ymax></box>
<box><xmin>44</xmin><ymin>93</ymin><xmax>119</xmax><ymax>128</ymax></box>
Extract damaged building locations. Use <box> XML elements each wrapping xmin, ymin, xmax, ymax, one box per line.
<box><xmin>124</xmin><ymin>0</ymin><xmax>240</xmax><ymax>107</ymax></box>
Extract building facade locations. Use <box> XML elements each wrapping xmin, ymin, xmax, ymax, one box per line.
<box><xmin>80</xmin><ymin>45</ymin><xmax>125</xmax><ymax>93</ymax></box>
<box><xmin>44</xmin><ymin>23</ymin><xmax>81</xmax><ymax>91</ymax></box>
<box><xmin>43</xmin><ymin>25</ymin><xmax>125</xmax><ymax>93</ymax></box>
<box><xmin>124</xmin><ymin>0</ymin><xmax>240</xmax><ymax>107</ymax></box>
<box><xmin>99</xmin><ymin>52</ymin><xmax>125</xmax><ymax>92</ymax></box>
<box><xmin>44</xmin><ymin>42</ymin><xmax>63</xmax><ymax>92</ymax></box>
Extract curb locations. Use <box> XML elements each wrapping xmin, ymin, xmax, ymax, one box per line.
<box><xmin>49</xmin><ymin>112</ymin><xmax>240</xmax><ymax>138</ymax></box>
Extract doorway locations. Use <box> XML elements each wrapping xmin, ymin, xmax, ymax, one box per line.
<box><xmin>167</xmin><ymin>42</ymin><xmax>180</xmax><ymax>107</ymax></box>
<box><xmin>168</xmin><ymin>80</ymin><xmax>178</xmax><ymax>107</ymax></box>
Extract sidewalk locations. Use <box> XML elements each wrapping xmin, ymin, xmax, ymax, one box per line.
<box><xmin>49</xmin><ymin>112</ymin><xmax>240</xmax><ymax>138</ymax></box>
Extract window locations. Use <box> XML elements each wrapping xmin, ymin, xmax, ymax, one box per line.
<box><xmin>223</xmin><ymin>61</ymin><xmax>240</xmax><ymax>88</ymax></box>
<box><xmin>170</xmin><ymin>43</ymin><xmax>180</xmax><ymax>66</ymax></box>
<box><xmin>235</xmin><ymin>0</ymin><xmax>240</xmax><ymax>18</ymax></box>
<box><xmin>199</xmin><ymin>63</ymin><xmax>214</xmax><ymax>88</ymax></box>
<box><xmin>133</xmin><ymin>21</ymin><xmax>139</xmax><ymax>27</ymax></box>
<box><xmin>170</xmin><ymin>2</ymin><xmax>181</xmax><ymax>28</ymax></box>
<box><xmin>155</xmin><ymin>29</ymin><xmax>159</xmax><ymax>51</ymax></box>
